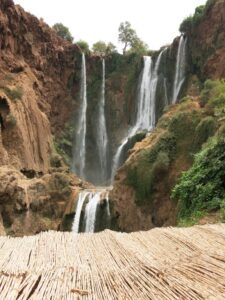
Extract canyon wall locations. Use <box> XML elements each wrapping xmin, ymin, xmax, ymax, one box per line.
<box><xmin>0</xmin><ymin>0</ymin><xmax>84</xmax><ymax>235</ymax></box>
<box><xmin>0</xmin><ymin>0</ymin><xmax>82</xmax><ymax>172</ymax></box>
<box><xmin>0</xmin><ymin>0</ymin><xmax>224</xmax><ymax>235</ymax></box>
<box><xmin>110</xmin><ymin>0</ymin><xmax>225</xmax><ymax>231</ymax></box>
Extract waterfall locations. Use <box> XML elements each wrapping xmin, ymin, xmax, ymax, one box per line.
<box><xmin>97</xmin><ymin>59</ymin><xmax>108</xmax><ymax>182</ymax></box>
<box><xmin>111</xmin><ymin>52</ymin><xmax>164</xmax><ymax>181</ymax></box>
<box><xmin>110</xmin><ymin>57</ymin><xmax>152</xmax><ymax>180</ymax></box>
<box><xmin>72</xmin><ymin>189</ymin><xmax>110</xmax><ymax>233</ymax></box>
<box><xmin>164</xmin><ymin>78</ymin><xmax>169</xmax><ymax>106</ymax></box>
<box><xmin>172</xmin><ymin>35</ymin><xmax>187</xmax><ymax>104</ymax></box>
<box><xmin>72</xmin><ymin>192</ymin><xmax>88</xmax><ymax>233</ymax></box>
<box><xmin>72</xmin><ymin>53</ymin><xmax>87</xmax><ymax>178</ymax></box>
<box><xmin>106</xmin><ymin>193</ymin><xmax>110</xmax><ymax>217</ymax></box>
<box><xmin>84</xmin><ymin>192</ymin><xmax>101</xmax><ymax>233</ymax></box>
<box><xmin>136</xmin><ymin>56</ymin><xmax>153</xmax><ymax>130</ymax></box>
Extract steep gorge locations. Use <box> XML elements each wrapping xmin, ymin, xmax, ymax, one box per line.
<box><xmin>0</xmin><ymin>0</ymin><xmax>224</xmax><ymax>235</ymax></box>
<box><xmin>109</xmin><ymin>0</ymin><xmax>225</xmax><ymax>231</ymax></box>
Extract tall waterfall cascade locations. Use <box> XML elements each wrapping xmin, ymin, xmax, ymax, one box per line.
<box><xmin>72</xmin><ymin>44</ymin><xmax>188</xmax><ymax>232</ymax></box>
<box><xmin>97</xmin><ymin>59</ymin><xmax>108</xmax><ymax>183</ymax></box>
<box><xmin>72</xmin><ymin>53</ymin><xmax>87</xmax><ymax>178</ymax></box>
<box><xmin>172</xmin><ymin>35</ymin><xmax>187</xmax><ymax>104</ymax></box>
<box><xmin>72</xmin><ymin>189</ymin><xmax>111</xmax><ymax>233</ymax></box>
<box><xmin>111</xmin><ymin>53</ymin><xmax>165</xmax><ymax>181</ymax></box>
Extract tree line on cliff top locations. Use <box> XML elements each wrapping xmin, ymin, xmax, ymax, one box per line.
<box><xmin>52</xmin><ymin>21</ymin><xmax>149</xmax><ymax>56</ymax></box>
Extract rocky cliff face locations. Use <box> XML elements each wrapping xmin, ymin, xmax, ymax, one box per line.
<box><xmin>0</xmin><ymin>0</ymin><xmax>84</xmax><ymax>235</ymax></box>
<box><xmin>0</xmin><ymin>0</ymin><xmax>82</xmax><ymax>172</ymax></box>
<box><xmin>110</xmin><ymin>101</ymin><xmax>203</xmax><ymax>231</ymax></box>
<box><xmin>186</xmin><ymin>0</ymin><xmax>225</xmax><ymax>80</ymax></box>
<box><xmin>0</xmin><ymin>164</ymin><xmax>91</xmax><ymax>236</ymax></box>
<box><xmin>110</xmin><ymin>0</ymin><xmax>225</xmax><ymax>231</ymax></box>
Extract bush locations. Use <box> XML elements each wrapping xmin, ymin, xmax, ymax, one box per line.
<box><xmin>179</xmin><ymin>1</ymin><xmax>215</xmax><ymax>33</ymax></box>
<box><xmin>172</xmin><ymin>137</ymin><xmax>225</xmax><ymax>223</ymax></box>
<box><xmin>76</xmin><ymin>40</ymin><xmax>90</xmax><ymax>54</ymax></box>
<box><xmin>3</xmin><ymin>87</ymin><xmax>23</xmax><ymax>101</ymax></box>
<box><xmin>194</xmin><ymin>116</ymin><xmax>216</xmax><ymax>148</ymax></box>
<box><xmin>52</xmin><ymin>23</ymin><xmax>73</xmax><ymax>42</ymax></box>
<box><xmin>179</xmin><ymin>16</ymin><xmax>193</xmax><ymax>33</ymax></box>
<box><xmin>153</xmin><ymin>151</ymin><xmax>170</xmax><ymax>176</ymax></box>
<box><xmin>127</xmin><ymin>132</ymin><xmax>176</xmax><ymax>204</ymax></box>
<box><xmin>200</xmin><ymin>80</ymin><xmax>225</xmax><ymax>116</ymax></box>
<box><xmin>168</xmin><ymin>111</ymin><xmax>199</xmax><ymax>140</ymax></box>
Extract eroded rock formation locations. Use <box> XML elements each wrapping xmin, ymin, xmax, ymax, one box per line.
<box><xmin>0</xmin><ymin>164</ymin><xmax>91</xmax><ymax>236</ymax></box>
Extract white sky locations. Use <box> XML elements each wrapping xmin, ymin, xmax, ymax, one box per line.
<box><xmin>14</xmin><ymin>0</ymin><xmax>206</xmax><ymax>51</ymax></box>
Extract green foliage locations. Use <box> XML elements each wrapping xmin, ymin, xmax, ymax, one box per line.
<box><xmin>172</xmin><ymin>137</ymin><xmax>225</xmax><ymax>223</ymax></box>
<box><xmin>220</xmin><ymin>199</ymin><xmax>225</xmax><ymax>222</ymax></box>
<box><xmin>179</xmin><ymin>16</ymin><xmax>193</xmax><ymax>33</ymax></box>
<box><xmin>200</xmin><ymin>80</ymin><xmax>225</xmax><ymax>117</ymax></box>
<box><xmin>127</xmin><ymin>132</ymin><xmax>176</xmax><ymax>204</ymax></box>
<box><xmin>3</xmin><ymin>86</ymin><xmax>23</xmax><ymax>101</ymax></box>
<box><xmin>194</xmin><ymin>116</ymin><xmax>216</xmax><ymax>149</ymax></box>
<box><xmin>127</xmin><ymin>38</ymin><xmax>149</xmax><ymax>56</ymax></box>
<box><xmin>76</xmin><ymin>40</ymin><xmax>90</xmax><ymax>54</ymax></box>
<box><xmin>179</xmin><ymin>1</ymin><xmax>216</xmax><ymax>33</ymax></box>
<box><xmin>153</xmin><ymin>151</ymin><xmax>170</xmax><ymax>176</ymax></box>
<box><xmin>118</xmin><ymin>21</ymin><xmax>148</xmax><ymax>55</ymax></box>
<box><xmin>106</xmin><ymin>42</ymin><xmax>117</xmax><ymax>55</ymax></box>
<box><xmin>92</xmin><ymin>41</ymin><xmax>117</xmax><ymax>56</ymax></box>
<box><xmin>54</xmin><ymin>122</ymin><xmax>74</xmax><ymax>165</ymax></box>
<box><xmin>126</xmin><ymin>104</ymin><xmax>206</xmax><ymax>207</ymax></box>
<box><xmin>53</xmin><ymin>23</ymin><xmax>73</xmax><ymax>42</ymax></box>
<box><xmin>177</xmin><ymin>211</ymin><xmax>205</xmax><ymax>227</ymax></box>
<box><xmin>124</xmin><ymin>53</ymin><xmax>143</xmax><ymax>101</ymax></box>
<box><xmin>168</xmin><ymin>111</ymin><xmax>200</xmax><ymax>141</ymax></box>
<box><xmin>217</xmin><ymin>124</ymin><xmax>225</xmax><ymax>136</ymax></box>
<box><xmin>118</xmin><ymin>21</ymin><xmax>136</xmax><ymax>54</ymax></box>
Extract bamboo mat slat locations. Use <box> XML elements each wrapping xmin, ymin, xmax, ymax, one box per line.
<box><xmin>0</xmin><ymin>224</ymin><xmax>225</xmax><ymax>299</ymax></box>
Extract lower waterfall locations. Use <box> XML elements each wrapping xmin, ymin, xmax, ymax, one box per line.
<box><xmin>72</xmin><ymin>189</ymin><xmax>111</xmax><ymax>233</ymax></box>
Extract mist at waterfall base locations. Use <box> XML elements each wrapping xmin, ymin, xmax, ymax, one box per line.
<box><xmin>71</xmin><ymin>36</ymin><xmax>187</xmax><ymax>233</ymax></box>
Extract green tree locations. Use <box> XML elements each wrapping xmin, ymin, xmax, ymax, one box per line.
<box><xmin>92</xmin><ymin>41</ymin><xmax>107</xmax><ymax>56</ymax></box>
<box><xmin>118</xmin><ymin>21</ymin><xmax>136</xmax><ymax>54</ymax></box>
<box><xmin>76</xmin><ymin>40</ymin><xmax>90</xmax><ymax>53</ymax></box>
<box><xmin>52</xmin><ymin>23</ymin><xmax>73</xmax><ymax>42</ymax></box>
<box><xmin>128</xmin><ymin>38</ymin><xmax>149</xmax><ymax>55</ymax></box>
<box><xmin>92</xmin><ymin>41</ymin><xmax>117</xmax><ymax>56</ymax></box>
<box><xmin>106</xmin><ymin>42</ymin><xmax>117</xmax><ymax>55</ymax></box>
<box><xmin>118</xmin><ymin>21</ymin><xmax>148</xmax><ymax>55</ymax></box>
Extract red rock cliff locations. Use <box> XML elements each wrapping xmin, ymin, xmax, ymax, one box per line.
<box><xmin>0</xmin><ymin>0</ymin><xmax>81</xmax><ymax>172</ymax></box>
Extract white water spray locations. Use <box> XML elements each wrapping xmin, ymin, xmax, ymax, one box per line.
<box><xmin>72</xmin><ymin>53</ymin><xmax>87</xmax><ymax>178</ymax></box>
<box><xmin>72</xmin><ymin>190</ymin><xmax>110</xmax><ymax>233</ymax></box>
<box><xmin>84</xmin><ymin>192</ymin><xmax>100</xmax><ymax>233</ymax></box>
<box><xmin>72</xmin><ymin>192</ymin><xmax>88</xmax><ymax>233</ymax></box>
<box><xmin>111</xmin><ymin>53</ymin><xmax>165</xmax><ymax>181</ymax></box>
<box><xmin>172</xmin><ymin>35</ymin><xmax>187</xmax><ymax>103</ymax></box>
<box><xmin>97</xmin><ymin>59</ymin><xmax>108</xmax><ymax>182</ymax></box>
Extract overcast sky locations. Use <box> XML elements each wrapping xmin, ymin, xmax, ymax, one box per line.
<box><xmin>14</xmin><ymin>0</ymin><xmax>206</xmax><ymax>51</ymax></box>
